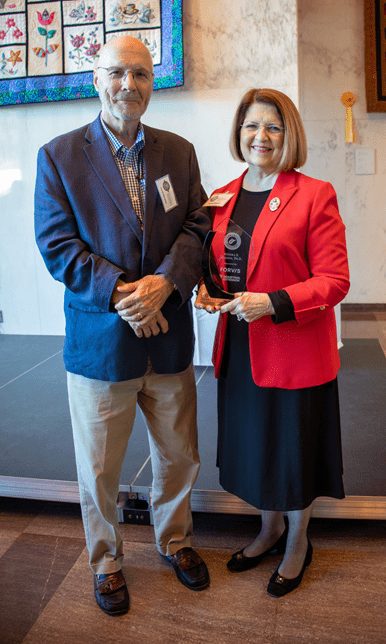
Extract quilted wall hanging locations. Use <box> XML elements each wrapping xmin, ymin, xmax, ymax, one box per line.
<box><xmin>0</xmin><ymin>0</ymin><xmax>183</xmax><ymax>105</ymax></box>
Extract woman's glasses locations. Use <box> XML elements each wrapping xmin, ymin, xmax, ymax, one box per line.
<box><xmin>240</xmin><ymin>122</ymin><xmax>285</xmax><ymax>135</ymax></box>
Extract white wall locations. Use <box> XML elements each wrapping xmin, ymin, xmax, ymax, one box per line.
<box><xmin>298</xmin><ymin>0</ymin><xmax>386</xmax><ymax>304</ymax></box>
<box><xmin>0</xmin><ymin>0</ymin><xmax>299</xmax><ymax>335</ymax></box>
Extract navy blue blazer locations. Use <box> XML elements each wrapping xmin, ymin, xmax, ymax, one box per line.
<box><xmin>34</xmin><ymin>116</ymin><xmax>209</xmax><ymax>381</ymax></box>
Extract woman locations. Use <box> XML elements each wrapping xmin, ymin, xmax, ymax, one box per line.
<box><xmin>196</xmin><ymin>88</ymin><xmax>349</xmax><ymax>597</ymax></box>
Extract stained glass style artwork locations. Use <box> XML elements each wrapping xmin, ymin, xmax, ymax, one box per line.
<box><xmin>0</xmin><ymin>0</ymin><xmax>183</xmax><ymax>105</ymax></box>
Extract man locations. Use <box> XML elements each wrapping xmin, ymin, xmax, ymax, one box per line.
<box><xmin>34</xmin><ymin>35</ymin><xmax>210</xmax><ymax>616</ymax></box>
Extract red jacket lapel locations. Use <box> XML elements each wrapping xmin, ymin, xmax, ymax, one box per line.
<box><xmin>210</xmin><ymin>172</ymin><xmax>247</xmax><ymax>292</ymax></box>
<box><xmin>211</xmin><ymin>171</ymin><xmax>246</xmax><ymax>230</ymax></box>
<box><xmin>247</xmin><ymin>171</ymin><xmax>298</xmax><ymax>280</ymax></box>
<box><xmin>212</xmin><ymin>170</ymin><xmax>299</xmax><ymax>283</ymax></box>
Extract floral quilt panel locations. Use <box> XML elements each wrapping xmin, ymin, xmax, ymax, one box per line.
<box><xmin>0</xmin><ymin>0</ymin><xmax>183</xmax><ymax>105</ymax></box>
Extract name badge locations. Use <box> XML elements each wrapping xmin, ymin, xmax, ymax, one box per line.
<box><xmin>203</xmin><ymin>192</ymin><xmax>234</xmax><ymax>207</ymax></box>
<box><xmin>155</xmin><ymin>174</ymin><xmax>178</xmax><ymax>212</ymax></box>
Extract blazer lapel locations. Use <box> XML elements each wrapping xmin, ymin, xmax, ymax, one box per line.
<box><xmin>212</xmin><ymin>172</ymin><xmax>246</xmax><ymax>231</ymax></box>
<box><xmin>210</xmin><ymin>172</ymin><xmax>246</xmax><ymax>292</ymax></box>
<box><xmin>247</xmin><ymin>171</ymin><xmax>298</xmax><ymax>279</ymax></box>
<box><xmin>83</xmin><ymin>117</ymin><xmax>143</xmax><ymax>243</ymax></box>
<box><xmin>142</xmin><ymin>125</ymin><xmax>165</xmax><ymax>253</ymax></box>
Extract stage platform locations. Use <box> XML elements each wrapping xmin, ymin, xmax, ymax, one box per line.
<box><xmin>1</xmin><ymin>335</ymin><xmax>385</xmax><ymax>519</ymax></box>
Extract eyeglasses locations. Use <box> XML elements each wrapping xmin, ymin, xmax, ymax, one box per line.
<box><xmin>240</xmin><ymin>122</ymin><xmax>285</xmax><ymax>135</ymax></box>
<box><xmin>97</xmin><ymin>66</ymin><xmax>154</xmax><ymax>83</ymax></box>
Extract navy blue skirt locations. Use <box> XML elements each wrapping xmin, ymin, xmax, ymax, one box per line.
<box><xmin>217</xmin><ymin>316</ymin><xmax>345</xmax><ymax>511</ymax></box>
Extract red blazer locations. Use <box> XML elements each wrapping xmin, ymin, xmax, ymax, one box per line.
<box><xmin>212</xmin><ymin>170</ymin><xmax>350</xmax><ymax>389</ymax></box>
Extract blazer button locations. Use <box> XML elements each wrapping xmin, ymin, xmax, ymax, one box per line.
<box><xmin>320</xmin><ymin>306</ymin><xmax>326</xmax><ymax>310</ymax></box>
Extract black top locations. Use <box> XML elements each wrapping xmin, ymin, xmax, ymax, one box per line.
<box><xmin>229</xmin><ymin>188</ymin><xmax>295</xmax><ymax>324</ymax></box>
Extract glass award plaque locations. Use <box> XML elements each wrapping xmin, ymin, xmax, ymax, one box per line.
<box><xmin>199</xmin><ymin>218</ymin><xmax>252</xmax><ymax>307</ymax></box>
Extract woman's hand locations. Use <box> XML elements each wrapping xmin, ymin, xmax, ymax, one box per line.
<box><xmin>220</xmin><ymin>292</ymin><xmax>274</xmax><ymax>322</ymax></box>
<box><xmin>194</xmin><ymin>282</ymin><xmax>225</xmax><ymax>313</ymax></box>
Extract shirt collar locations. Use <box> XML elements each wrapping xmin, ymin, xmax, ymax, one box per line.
<box><xmin>100</xmin><ymin>115</ymin><xmax>145</xmax><ymax>155</ymax></box>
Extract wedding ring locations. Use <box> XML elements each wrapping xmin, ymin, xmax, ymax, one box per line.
<box><xmin>236</xmin><ymin>314</ymin><xmax>243</xmax><ymax>321</ymax></box>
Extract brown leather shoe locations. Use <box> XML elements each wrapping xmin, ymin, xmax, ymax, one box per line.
<box><xmin>164</xmin><ymin>547</ymin><xmax>210</xmax><ymax>591</ymax></box>
<box><xmin>94</xmin><ymin>570</ymin><xmax>129</xmax><ymax>616</ymax></box>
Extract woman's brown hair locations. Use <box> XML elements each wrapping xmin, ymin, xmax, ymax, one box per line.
<box><xmin>230</xmin><ymin>88</ymin><xmax>307</xmax><ymax>171</ymax></box>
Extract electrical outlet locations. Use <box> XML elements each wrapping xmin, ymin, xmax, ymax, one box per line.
<box><xmin>120</xmin><ymin>508</ymin><xmax>152</xmax><ymax>525</ymax></box>
<box><xmin>117</xmin><ymin>491</ymin><xmax>152</xmax><ymax>524</ymax></box>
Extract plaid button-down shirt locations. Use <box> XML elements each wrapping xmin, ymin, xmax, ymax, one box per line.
<box><xmin>101</xmin><ymin>117</ymin><xmax>145</xmax><ymax>228</ymax></box>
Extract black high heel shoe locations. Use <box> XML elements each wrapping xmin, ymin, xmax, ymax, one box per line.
<box><xmin>227</xmin><ymin>528</ymin><xmax>288</xmax><ymax>573</ymax></box>
<box><xmin>267</xmin><ymin>538</ymin><xmax>313</xmax><ymax>597</ymax></box>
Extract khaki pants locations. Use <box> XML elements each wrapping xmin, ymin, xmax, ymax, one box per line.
<box><xmin>67</xmin><ymin>364</ymin><xmax>200</xmax><ymax>575</ymax></box>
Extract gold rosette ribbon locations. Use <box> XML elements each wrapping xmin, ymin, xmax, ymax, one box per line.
<box><xmin>340</xmin><ymin>92</ymin><xmax>356</xmax><ymax>143</ymax></box>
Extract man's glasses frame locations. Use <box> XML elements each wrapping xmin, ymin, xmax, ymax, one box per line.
<box><xmin>97</xmin><ymin>66</ymin><xmax>154</xmax><ymax>83</ymax></box>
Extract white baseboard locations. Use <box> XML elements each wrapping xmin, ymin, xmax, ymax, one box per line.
<box><xmin>1</xmin><ymin>476</ymin><xmax>385</xmax><ymax>520</ymax></box>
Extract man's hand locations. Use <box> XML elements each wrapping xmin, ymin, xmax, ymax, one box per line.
<box><xmin>127</xmin><ymin>311</ymin><xmax>169</xmax><ymax>338</ymax></box>
<box><xmin>220</xmin><ymin>292</ymin><xmax>274</xmax><ymax>322</ymax></box>
<box><xmin>111</xmin><ymin>278</ymin><xmax>134</xmax><ymax>305</ymax></box>
<box><xmin>115</xmin><ymin>275</ymin><xmax>174</xmax><ymax>325</ymax></box>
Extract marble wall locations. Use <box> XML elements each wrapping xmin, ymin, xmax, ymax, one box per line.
<box><xmin>0</xmin><ymin>0</ymin><xmax>298</xmax><ymax>336</ymax></box>
<box><xmin>183</xmin><ymin>0</ymin><xmax>298</xmax><ymax>92</ymax></box>
<box><xmin>298</xmin><ymin>0</ymin><xmax>386</xmax><ymax>303</ymax></box>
